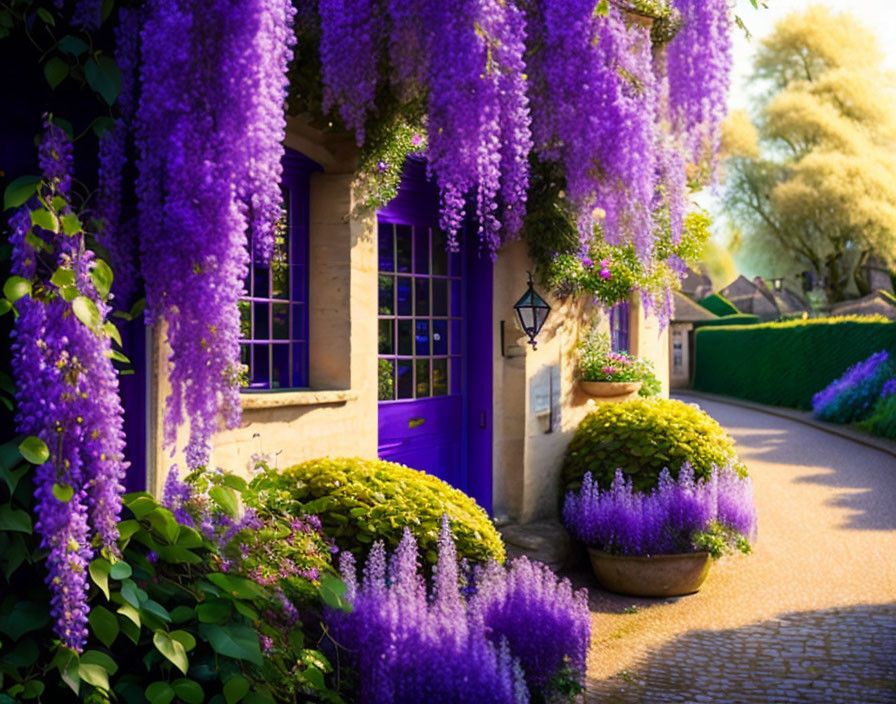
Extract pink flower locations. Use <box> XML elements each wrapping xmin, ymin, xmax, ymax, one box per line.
<box><xmin>599</xmin><ymin>258</ymin><xmax>612</xmax><ymax>280</ymax></box>
<box><xmin>602</xmin><ymin>366</ymin><xmax>617</xmax><ymax>376</ymax></box>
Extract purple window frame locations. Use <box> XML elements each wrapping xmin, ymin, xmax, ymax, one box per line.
<box><xmin>377</xmin><ymin>222</ymin><xmax>463</xmax><ymax>401</ymax></box>
<box><xmin>240</xmin><ymin>149</ymin><xmax>320</xmax><ymax>391</ymax></box>
<box><xmin>610</xmin><ymin>301</ymin><xmax>630</xmax><ymax>353</ymax></box>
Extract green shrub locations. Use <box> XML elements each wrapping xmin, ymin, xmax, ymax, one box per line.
<box><xmin>694</xmin><ymin>317</ymin><xmax>896</xmax><ymax>409</ymax></box>
<box><xmin>693</xmin><ymin>313</ymin><xmax>760</xmax><ymax>328</ymax></box>
<box><xmin>698</xmin><ymin>293</ymin><xmax>740</xmax><ymax>317</ymax></box>
<box><xmin>859</xmin><ymin>394</ymin><xmax>896</xmax><ymax>440</ymax></box>
<box><xmin>249</xmin><ymin>457</ymin><xmax>505</xmax><ymax>566</ymax></box>
<box><xmin>561</xmin><ymin>398</ymin><xmax>744</xmax><ymax>494</ymax></box>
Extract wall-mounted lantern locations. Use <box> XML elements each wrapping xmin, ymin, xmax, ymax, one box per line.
<box><xmin>512</xmin><ymin>272</ymin><xmax>551</xmax><ymax>350</ymax></box>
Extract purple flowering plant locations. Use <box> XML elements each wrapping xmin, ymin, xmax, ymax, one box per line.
<box><xmin>811</xmin><ymin>351</ymin><xmax>895</xmax><ymax>425</ymax></box>
<box><xmin>563</xmin><ymin>465</ymin><xmax>757</xmax><ymax>558</ymax></box>
<box><xmin>328</xmin><ymin>517</ymin><xmax>590</xmax><ymax>704</ymax></box>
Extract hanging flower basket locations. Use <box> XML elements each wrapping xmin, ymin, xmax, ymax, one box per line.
<box><xmin>579</xmin><ymin>380</ymin><xmax>643</xmax><ymax>397</ymax></box>
<box><xmin>588</xmin><ymin>548</ymin><xmax>712</xmax><ymax>597</ymax></box>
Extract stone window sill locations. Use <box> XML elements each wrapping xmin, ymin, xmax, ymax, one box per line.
<box><xmin>240</xmin><ymin>389</ymin><xmax>357</xmax><ymax>410</ymax></box>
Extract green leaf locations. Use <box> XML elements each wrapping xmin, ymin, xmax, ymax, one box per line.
<box><xmin>170</xmin><ymin>630</ymin><xmax>197</xmax><ymax>652</ymax></box>
<box><xmin>116</xmin><ymin>602</ymin><xmax>141</xmax><ymax>629</ymax></box>
<box><xmin>58</xmin><ymin>35</ymin><xmax>89</xmax><ymax>57</ymax></box>
<box><xmin>60</xmin><ymin>653</ymin><xmax>80</xmax><ymax>695</ymax></box>
<box><xmin>18</xmin><ymin>435</ymin><xmax>48</xmax><ymax>464</ymax></box>
<box><xmin>43</xmin><ymin>56</ymin><xmax>68</xmax><ymax>89</ymax></box>
<box><xmin>104</xmin><ymin>320</ymin><xmax>123</xmax><ymax>347</ymax></box>
<box><xmin>81</xmin><ymin>649</ymin><xmax>118</xmax><ymax>676</ymax></box>
<box><xmin>207</xmin><ymin>572</ymin><xmax>263</xmax><ymax>600</ymax></box>
<box><xmin>0</xmin><ymin>602</ymin><xmax>50</xmax><ymax>640</ymax></box>
<box><xmin>0</xmin><ymin>299</ymin><xmax>12</xmax><ymax>316</ymax></box>
<box><xmin>90</xmin><ymin>558</ymin><xmax>111</xmax><ymax>600</ymax></box>
<box><xmin>85</xmin><ymin>55</ymin><xmax>122</xmax><ymax>106</ymax></box>
<box><xmin>91</xmin><ymin>259</ymin><xmax>113</xmax><ymax>298</ymax></box>
<box><xmin>176</xmin><ymin>525</ymin><xmax>203</xmax><ymax>548</ymax></box>
<box><xmin>3</xmin><ymin>176</ymin><xmax>40</xmax><ymax>211</ymax></box>
<box><xmin>141</xmin><ymin>599</ymin><xmax>172</xmax><ymax>624</ymax></box>
<box><xmin>77</xmin><ymin>662</ymin><xmax>109</xmax><ymax>691</ymax></box>
<box><xmin>147</xmin><ymin>507</ymin><xmax>180</xmax><ymax>544</ymax></box>
<box><xmin>88</xmin><ymin>605</ymin><xmax>119</xmax><ymax>647</ymax></box>
<box><xmin>222</xmin><ymin>474</ymin><xmax>248</xmax><ymax>492</ymax></box>
<box><xmin>170</xmin><ymin>606</ymin><xmax>194</xmax><ymax>624</ymax></box>
<box><xmin>50</xmin><ymin>268</ymin><xmax>76</xmax><ymax>289</ymax></box>
<box><xmin>196</xmin><ymin>598</ymin><xmax>232</xmax><ymax>624</ymax></box>
<box><xmin>109</xmin><ymin>349</ymin><xmax>131</xmax><ymax>364</ymax></box>
<box><xmin>153</xmin><ymin>630</ymin><xmax>189</xmax><ymax>675</ymax></box>
<box><xmin>109</xmin><ymin>560</ymin><xmax>132</xmax><ymax>580</ymax></box>
<box><xmin>52</xmin><ymin>483</ymin><xmax>74</xmax><ymax>502</ymax></box>
<box><xmin>172</xmin><ymin>678</ymin><xmax>204</xmax><ymax>704</ymax></box>
<box><xmin>0</xmin><ymin>533</ymin><xmax>30</xmax><ymax>579</ymax></box>
<box><xmin>198</xmin><ymin>624</ymin><xmax>263</xmax><ymax>665</ymax></box>
<box><xmin>155</xmin><ymin>544</ymin><xmax>203</xmax><ymax>564</ymax></box>
<box><xmin>208</xmin><ymin>486</ymin><xmax>239</xmax><ymax>518</ymax></box>
<box><xmin>61</xmin><ymin>212</ymin><xmax>81</xmax><ymax>236</ymax></box>
<box><xmin>73</xmin><ymin>296</ymin><xmax>102</xmax><ymax>331</ymax></box>
<box><xmin>3</xmin><ymin>277</ymin><xmax>31</xmax><ymax>304</ymax></box>
<box><xmin>36</xmin><ymin>7</ymin><xmax>55</xmax><ymax>25</ymax></box>
<box><xmin>318</xmin><ymin>574</ymin><xmax>351</xmax><ymax>612</ymax></box>
<box><xmin>125</xmin><ymin>493</ymin><xmax>159</xmax><ymax>519</ymax></box>
<box><xmin>0</xmin><ymin>506</ymin><xmax>32</xmax><ymax>533</ymax></box>
<box><xmin>92</xmin><ymin>116</ymin><xmax>117</xmax><ymax>139</ymax></box>
<box><xmin>145</xmin><ymin>681</ymin><xmax>175</xmax><ymax>704</ymax></box>
<box><xmin>223</xmin><ymin>675</ymin><xmax>250</xmax><ymax>704</ymax></box>
<box><xmin>120</xmin><ymin>579</ymin><xmax>143</xmax><ymax>608</ymax></box>
<box><xmin>30</xmin><ymin>208</ymin><xmax>58</xmax><ymax>233</ymax></box>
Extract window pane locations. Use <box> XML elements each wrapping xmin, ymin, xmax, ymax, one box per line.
<box><xmin>239</xmin><ymin>300</ymin><xmax>251</xmax><ymax>339</ymax></box>
<box><xmin>415</xmin><ymin>278</ymin><xmax>429</xmax><ymax>316</ymax></box>
<box><xmin>432</xmin><ymin>229</ymin><xmax>447</xmax><ymax>275</ymax></box>
<box><xmin>396</xmin><ymin>276</ymin><xmax>412</xmax><ymax>316</ymax></box>
<box><xmin>378</xmin><ymin>358</ymin><xmax>395</xmax><ymax>400</ymax></box>
<box><xmin>449</xmin><ymin>249</ymin><xmax>462</xmax><ymax>277</ymax></box>
<box><xmin>271</xmin><ymin>228</ymin><xmax>290</xmax><ymax>299</ymax></box>
<box><xmin>397</xmin><ymin>360</ymin><xmax>413</xmax><ymax>399</ymax></box>
<box><xmin>254</xmin><ymin>302</ymin><xmax>269</xmax><ymax>340</ymax></box>
<box><xmin>432</xmin><ymin>319</ymin><xmax>448</xmax><ymax>355</ymax></box>
<box><xmin>432</xmin><ymin>278</ymin><xmax>448</xmax><ymax>316</ymax></box>
<box><xmin>432</xmin><ymin>358</ymin><xmax>448</xmax><ymax>396</ymax></box>
<box><xmin>272</xmin><ymin>302</ymin><xmax>289</xmax><ymax>340</ymax></box>
<box><xmin>272</xmin><ymin>344</ymin><xmax>290</xmax><ymax>389</ymax></box>
<box><xmin>292</xmin><ymin>344</ymin><xmax>308</xmax><ymax>388</ymax></box>
<box><xmin>450</xmin><ymin>319</ymin><xmax>462</xmax><ymax>355</ymax></box>
<box><xmin>379</xmin><ymin>319</ymin><xmax>394</xmax><ymax>355</ymax></box>
<box><xmin>415</xmin><ymin>319</ymin><xmax>430</xmax><ymax>356</ymax></box>
<box><xmin>451</xmin><ymin>279</ymin><xmax>461</xmax><ymax>316</ymax></box>
<box><xmin>414</xmin><ymin>227</ymin><xmax>429</xmax><ymax>274</ymax></box>
<box><xmin>396</xmin><ymin>225</ymin><xmax>412</xmax><ymax>272</ymax></box>
<box><xmin>378</xmin><ymin>223</ymin><xmax>394</xmax><ymax>272</ymax></box>
<box><xmin>253</xmin><ymin>266</ymin><xmax>269</xmax><ymax>298</ymax></box>
<box><xmin>415</xmin><ymin>359</ymin><xmax>430</xmax><ymax>398</ymax></box>
<box><xmin>398</xmin><ymin>320</ymin><xmax>413</xmax><ymax>356</ymax></box>
<box><xmin>378</xmin><ymin>276</ymin><xmax>394</xmax><ymax>315</ymax></box>
<box><xmin>251</xmin><ymin>345</ymin><xmax>270</xmax><ymax>388</ymax></box>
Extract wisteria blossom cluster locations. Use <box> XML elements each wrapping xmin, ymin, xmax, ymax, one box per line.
<box><xmin>135</xmin><ymin>0</ymin><xmax>295</xmax><ymax>468</ymax></box>
<box><xmin>812</xmin><ymin>351</ymin><xmax>894</xmax><ymax>424</ymax></box>
<box><xmin>563</xmin><ymin>466</ymin><xmax>757</xmax><ymax>557</ymax></box>
<box><xmin>9</xmin><ymin>121</ymin><xmax>127</xmax><ymax>651</ymax></box>
<box><xmin>329</xmin><ymin>518</ymin><xmax>590</xmax><ymax>703</ymax></box>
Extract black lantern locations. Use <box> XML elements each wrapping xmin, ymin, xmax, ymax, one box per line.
<box><xmin>513</xmin><ymin>272</ymin><xmax>551</xmax><ymax>350</ymax></box>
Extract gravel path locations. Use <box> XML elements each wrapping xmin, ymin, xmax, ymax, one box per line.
<box><xmin>580</xmin><ymin>397</ymin><xmax>896</xmax><ymax>704</ymax></box>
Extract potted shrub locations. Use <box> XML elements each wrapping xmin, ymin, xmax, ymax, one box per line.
<box><xmin>563</xmin><ymin>465</ymin><xmax>757</xmax><ymax>597</ymax></box>
<box><xmin>576</xmin><ymin>328</ymin><xmax>660</xmax><ymax>399</ymax></box>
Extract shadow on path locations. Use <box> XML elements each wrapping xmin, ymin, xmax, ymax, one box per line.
<box><xmin>586</xmin><ymin>603</ymin><xmax>896</xmax><ymax>704</ymax></box>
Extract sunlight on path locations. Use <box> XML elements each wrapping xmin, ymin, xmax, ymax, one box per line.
<box><xmin>582</xmin><ymin>397</ymin><xmax>896</xmax><ymax>703</ymax></box>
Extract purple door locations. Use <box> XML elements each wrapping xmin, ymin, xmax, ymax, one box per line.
<box><xmin>376</xmin><ymin>162</ymin><xmax>493</xmax><ymax>510</ymax></box>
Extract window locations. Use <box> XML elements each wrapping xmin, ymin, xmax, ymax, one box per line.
<box><xmin>239</xmin><ymin>151</ymin><xmax>314</xmax><ymax>390</ymax></box>
<box><xmin>377</xmin><ymin>222</ymin><xmax>462</xmax><ymax>401</ymax></box>
<box><xmin>609</xmin><ymin>301</ymin><xmax>630</xmax><ymax>353</ymax></box>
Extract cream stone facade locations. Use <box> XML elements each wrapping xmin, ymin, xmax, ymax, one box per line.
<box><xmin>146</xmin><ymin>121</ymin><xmax>669</xmax><ymax>524</ymax></box>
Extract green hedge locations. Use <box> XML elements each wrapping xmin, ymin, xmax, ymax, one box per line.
<box><xmin>698</xmin><ymin>293</ymin><xmax>740</xmax><ymax>317</ymax></box>
<box><xmin>693</xmin><ymin>317</ymin><xmax>896</xmax><ymax>409</ymax></box>
<box><xmin>694</xmin><ymin>313</ymin><xmax>760</xmax><ymax>329</ymax></box>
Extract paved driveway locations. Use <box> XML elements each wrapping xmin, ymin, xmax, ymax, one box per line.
<box><xmin>581</xmin><ymin>397</ymin><xmax>896</xmax><ymax>704</ymax></box>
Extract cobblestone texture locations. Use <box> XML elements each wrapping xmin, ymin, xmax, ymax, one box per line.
<box><xmin>578</xmin><ymin>398</ymin><xmax>896</xmax><ymax>704</ymax></box>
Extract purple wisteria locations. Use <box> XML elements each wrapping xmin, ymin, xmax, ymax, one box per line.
<box><xmin>564</xmin><ymin>466</ymin><xmax>757</xmax><ymax>557</ymax></box>
<box><xmin>135</xmin><ymin>0</ymin><xmax>295</xmax><ymax>468</ymax></box>
<box><xmin>10</xmin><ymin>122</ymin><xmax>128</xmax><ymax>652</ymax></box>
<box><xmin>329</xmin><ymin>518</ymin><xmax>589</xmax><ymax>703</ymax></box>
<box><xmin>812</xmin><ymin>351</ymin><xmax>894</xmax><ymax>424</ymax></box>
<box><xmin>666</xmin><ymin>0</ymin><xmax>733</xmax><ymax>171</ymax></box>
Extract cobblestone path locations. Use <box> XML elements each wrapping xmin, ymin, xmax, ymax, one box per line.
<box><xmin>581</xmin><ymin>396</ymin><xmax>896</xmax><ymax>704</ymax></box>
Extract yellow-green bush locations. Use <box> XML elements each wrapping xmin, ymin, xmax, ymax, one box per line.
<box><xmin>561</xmin><ymin>398</ymin><xmax>744</xmax><ymax>494</ymax></box>
<box><xmin>249</xmin><ymin>457</ymin><xmax>504</xmax><ymax>565</ymax></box>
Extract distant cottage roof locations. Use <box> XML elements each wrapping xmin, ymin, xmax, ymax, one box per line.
<box><xmin>720</xmin><ymin>275</ymin><xmax>780</xmax><ymax>321</ymax></box>
<box><xmin>829</xmin><ymin>290</ymin><xmax>896</xmax><ymax>321</ymax></box>
<box><xmin>671</xmin><ymin>291</ymin><xmax>720</xmax><ymax>323</ymax></box>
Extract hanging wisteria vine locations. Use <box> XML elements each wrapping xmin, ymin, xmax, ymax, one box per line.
<box><xmin>9</xmin><ymin>121</ymin><xmax>128</xmax><ymax>652</ymax></box>
<box><xmin>136</xmin><ymin>0</ymin><xmax>295</xmax><ymax>468</ymax></box>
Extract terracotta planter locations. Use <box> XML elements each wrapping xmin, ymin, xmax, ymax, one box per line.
<box><xmin>587</xmin><ymin>548</ymin><xmax>712</xmax><ymax>597</ymax></box>
<box><xmin>579</xmin><ymin>380</ymin><xmax>642</xmax><ymax>398</ymax></box>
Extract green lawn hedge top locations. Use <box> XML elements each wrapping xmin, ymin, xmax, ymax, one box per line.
<box><xmin>561</xmin><ymin>398</ymin><xmax>744</xmax><ymax>494</ymax></box>
<box><xmin>249</xmin><ymin>457</ymin><xmax>505</xmax><ymax>566</ymax></box>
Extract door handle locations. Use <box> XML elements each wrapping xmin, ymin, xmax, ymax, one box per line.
<box><xmin>408</xmin><ymin>417</ymin><xmax>425</xmax><ymax>428</ymax></box>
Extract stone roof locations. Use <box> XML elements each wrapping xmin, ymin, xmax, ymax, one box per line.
<box><xmin>679</xmin><ymin>266</ymin><xmax>713</xmax><ymax>300</ymax></box>
<box><xmin>720</xmin><ymin>275</ymin><xmax>780</xmax><ymax>321</ymax></box>
<box><xmin>829</xmin><ymin>290</ymin><xmax>896</xmax><ymax>321</ymax></box>
<box><xmin>773</xmin><ymin>287</ymin><xmax>810</xmax><ymax>315</ymax></box>
<box><xmin>671</xmin><ymin>291</ymin><xmax>720</xmax><ymax>323</ymax></box>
